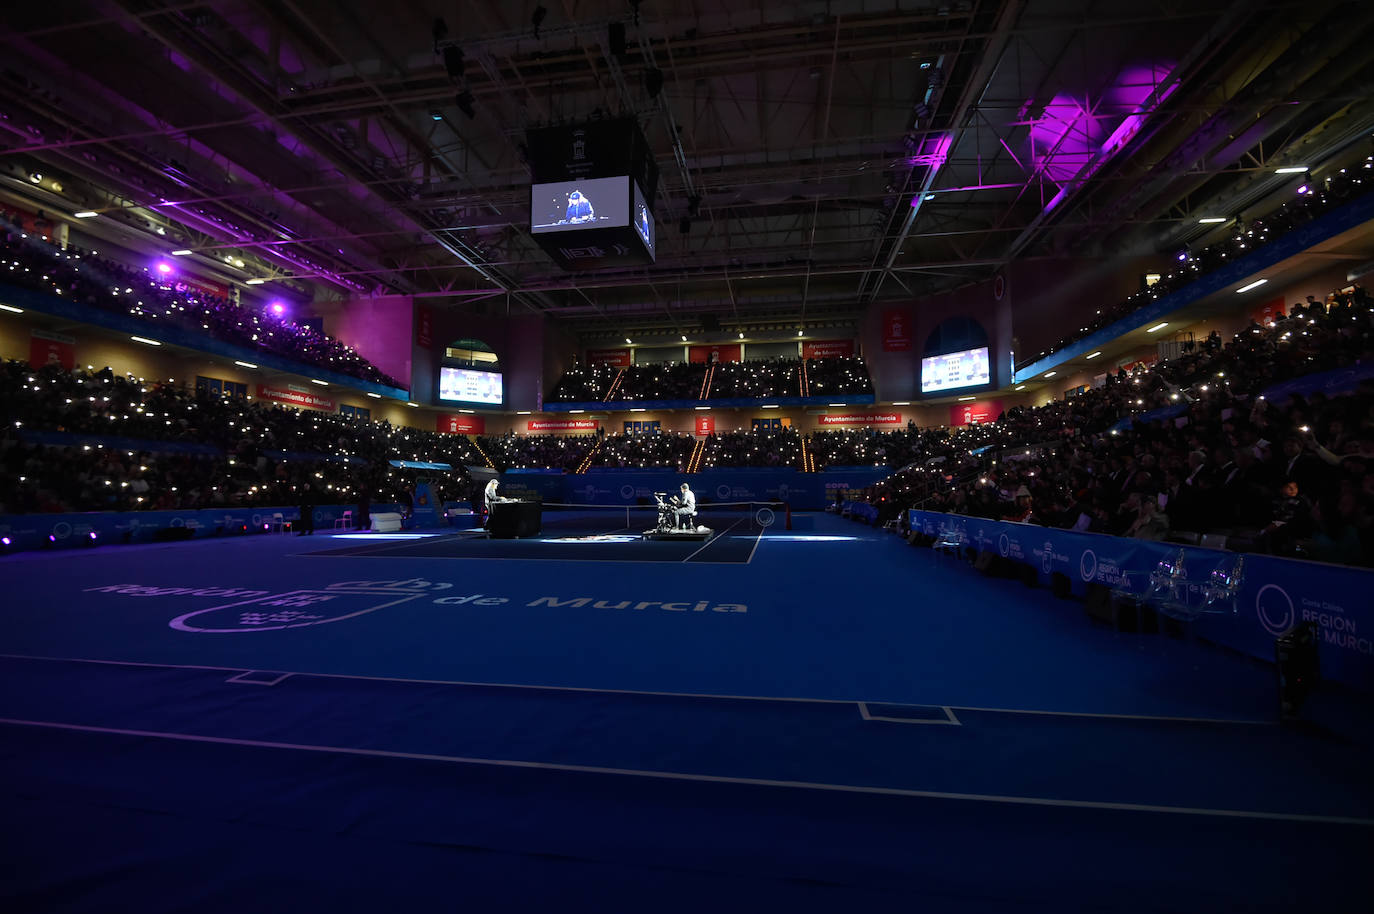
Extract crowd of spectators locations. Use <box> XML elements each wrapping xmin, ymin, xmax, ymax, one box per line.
<box><xmin>709</xmin><ymin>359</ymin><xmax>801</xmax><ymax>398</ymax></box>
<box><xmin>1024</xmin><ymin>158</ymin><xmax>1373</xmax><ymax>366</ymax></box>
<box><xmin>477</xmin><ymin>433</ymin><xmax>594</xmax><ymax>472</ymax></box>
<box><xmin>867</xmin><ymin>288</ymin><xmax>1374</xmax><ymax>567</ymax></box>
<box><xmin>549</xmin><ymin>354</ymin><xmax>875</xmax><ymax>403</ymax></box>
<box><xmin>0</xmin><ymin>360</ymin><xmax>476</xmax><ymax>513</ymax></box>
<box><xmin>587</xmin><ymin>431</ymin><xmax>695</xmax><ymax>470</ymax></box>
<box><xmin>699</xmin><ymin>428</ymin><xmax>802</xmax><ymax>468</ymax></box>
<box><xmin>804</xmin><ymin>357</ymin><xmax>874</xmax><ymax>397</ymax></box>
<box><xmin>549</xmin><ymin>362</ymin><xmax>618</xmax><ymax>402</ymax></box>
<box><xmin>1</xmin><ymin>214</ymin><xmax>402</xmax><ymax>388</ymax></box>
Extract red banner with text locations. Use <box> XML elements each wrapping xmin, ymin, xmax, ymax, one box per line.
<box><xmin>1251</xmin><ymin>295</ymin><xmax>1286</xmax><ymax>326</ymax></box>
<box><xmin>437</xmin><ymin>414</ymin><xmax>486</xmax><ymax>434</ymax></box>
<box><xmin>881</xmin><ymin>309</ymin><xmax>912</xmax><ymax>352</ymax></box>
<box><xmin>256</xmin><ymin>384</ymin><xmax>335</xmax><ymax>411</ymax></box>
<box><xmin>586</xmin><ymin>347</ymin><xmax>632</xmax><ymax>368</ymax></box>
<box><xmin>817</xmin><ymin>412</ymin><xmax>904</xmax><ymax>426</ymax></box>
<box><xmin>802</xmin><ymin>339</ymin><xmax>854</xmax><ymax>359</ymax></box>
<box><xmin>695</xmin><ymin>415</ymin><xmax>715</xmax><ymax>436</ymax></box>
<box><xmin>949</xmin><ymin>399</ymin><xmax>1004</xmax><ymax>426</ymax></box>
<box><xmin>416</xmin><ymin>305</ymin><xmax>433</xmax><ymax>349</ymax></box>
<box><xmin>527</xmin><ymin>418</ymin><xmax>599</xmax><ymax>432</ymax></box>
<box><xmin>688</xmin><ymin>343</ymin><xmax>742</xmax><ymax>364</ymax></box>
<box><xmin>30</xmin><ymin>329</ymin><xmax>75</xmax><ymax>371</ymax></box>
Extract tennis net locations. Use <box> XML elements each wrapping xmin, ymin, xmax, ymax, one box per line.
<box><xmin>535</xmin><ymin>499</ymin><xmax>788</xmax><ymax>536</ymax></box>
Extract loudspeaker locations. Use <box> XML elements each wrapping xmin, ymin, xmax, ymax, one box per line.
<box><xmin>1050</xmin><ymin>572</ymin><xmax>1072</xmax><ymax>599</ymax></box>
<box><xmin>1276</xmin><ymin>622</ymin><xmax>1320</xmax><ymax>722</ymax></box>
<box><xmin>1110</xmin><ymin>591</ymin><xmax>1140</xmax><ymax>632</ymax></box>
<box><xmin>973</xmin><ymin>549</ymin><xmax>997</xmax><ymax>575</ymax></box>
<box><xmin>1018</xmin><ymin>563</ymin><xmax>1038</xmax><ymax>587</ymax></box>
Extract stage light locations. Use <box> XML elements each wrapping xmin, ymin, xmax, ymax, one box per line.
<box><xmin>625</xmin><ymin>337</ymin><xmax>633</xmax><ymax>344</ymax></box>
<box><xmin>366</xmin><ymin>392</ymin><xmax>381</xmax><ymax>398</ymax></box>
<box><xmin>171</xmin><ymin>249</ymin><xmax>192</xmax><ymax>256</ymax></box>
<box><xmin>1236</xmin><ymin>279</ymin><xmax>1268</xmax><ymax>293</ymax></box>
<box><xmin>1198</xmin><ymin>217</ymin><xmax>1227</xmax><ymax>224</ymax></box>
<box><xmin>245</xmin><ymin>278</ymin><xmax>266</xmax><ymax>285</ymax></box>
<box><xmin>1014</xmin><ymin>385</ymin><xmax>1026</xmax><ymax>391</ymax></box>
<box><xmin>681</xmin><ymin>335</ymin><xmax>687</xmax><ymax>341</ymax></box>
<box><xmin>269</xmin><ymin>300</ymin><xmax>287</xmax><ymax>316</ymax></box>
<box><xmin>234</xmin><ymin>360</ymin><xmax>258</xmax><ymax>369</ymax></box>
<box><xmin>310</xmin><ymin>379</ymin><xmax>329</xmax><ymax>386</ymax></box>
<box><xmin>957</xmin><ymin>396</ymin><xmax>975</xmax><ymax>401</ymax></box>
<box><xmin>406</xmin><ymin>402</ymin><xmax>419</xmax><ymax>408</ymax></box>
<box><xmin>430</xmin><ymin>109</ymin><xmax>443</xmax><ymax>121</ymax></box>
<box><xmin>797</xmin><ymin>330</ymin><xmax>803</xmax><ymax>337</ymax></box>
<box><xmin>130</xmin><ymin>336</ymin><xmax>162</xmax><ymax>346</ymax></box>
<box><xmin>1275</xmin><ymin>165</ymin><xmax>1308</xmax><ymax>174</ymax></box>
<box><xmin>1043</xmin><ymin>371</ymin><xmax>1057</xmax><ymax>378</ymax></box>
<box><xmin>0</xmin><ymin>304</ymin><xmax>23</xmax><ymax>314</ymax></box>
<box><xmin>1</xmin><ymin>536</ymin><xmax>11</xmax><ymax>547</ymax></box>
<box><xmin>1296</xmin><ymin>184</ymin><xmax>1309</xmax><ymax>195</ymax></box>
<box><xmin>738</xmin><ymin>332</ymin><xmax>744</xmax><ymax>339</ymax></box>
<box><xmin>1175</xmin><ymin>249</ymin><xmax>1189</xmax><ymax>262</ymax></box>
<box><xmin>28</xmin><ymin>172</ymin><xmax>42</xmax><ymax>184</ymax></box>
<box><xmin>74</xmin><ymin>211</ymin><xmax>98</xmax><ymax>218</ymax></box>
<box><xmin>761</xmin><ymin>404</ymin><xmax>779</xmax><ymax>409</ymax></box>
<box><xmin>1086</xmin><ymin>351</ymin><xmax>1102</xmax><ymax>359</ymax></box>
<box><xmin>1146</xmin><ymin>322</ymin><xmax>1169</xmax><ymax>332</ymax></box>
<box><xmin>154</xmin><ymin>261</ymin><xmax>173</xmax><ymax>275</ymax></box>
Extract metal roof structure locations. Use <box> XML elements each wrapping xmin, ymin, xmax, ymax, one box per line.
<box><xmin>4</xmin><ymin>0</ymin><xmax>1372</xmax><ymax>341</ymax></box>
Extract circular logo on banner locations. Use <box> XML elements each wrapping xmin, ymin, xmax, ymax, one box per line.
<box><xmin>1255</xmin><ymin>584</ymin><xmax>1295</xmax><ymax>637</ymax></box>
<box><xmin>716</xmin><ymin>485</ymin><xmax>732</xmax><ymax>499</ymax></box>
<box><xmin>170</xmin><ymin>517</ymin><xmax>186</xmax><ymax>528</ymax></box>
<box><xmin>619</xmin><ymin>485</ymin><xmax>636</xmax><ymax>499</ymax></box>
<box><xmin>755</xmin><ymin>507</ymin><xmax>776</xmax><ymax>528</ymax></box>
<box><xmin>1079</xmin><ymin>549</ymin><xmax>1098</xmax><ymax>582</ymax></box>
<box><xmin>50</xmin><ymin>521</ymin><xmax>72</xmax><ymax>540</ymax></box>
<box><xmin>998</xmin><ymin>533</ymin><xmax>1010</xmax><ymax>557</ymax></box>
<box><xmin>251</xmin><ymin>514</ymin><xmax>263</xmax><ymax>526</ymax></box>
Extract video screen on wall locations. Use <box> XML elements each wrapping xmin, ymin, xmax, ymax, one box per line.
<box><xmin>921</xmin><ymin>346</ymin><xmax>991</xmax><ymax>393</ymax></box>
<box><xmin>439</xmin><ymin>367</ymin><xmax>503</xmax><ymax>405</ymax></box>
<box><xmin>632</xmin><ymin>180</ymin><xmax>655</xmax><ymax>260</ymax></box>
<box><xmin>530</xmin><ymin>176</ymin><xmax>630</xmax><ymax>234</ymax></box>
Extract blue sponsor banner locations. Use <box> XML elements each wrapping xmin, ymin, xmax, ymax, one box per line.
<box><xmin>0</xmin><ymin>503</ymin><xmax>401</xmax><ymax>551</ymax></box>
<box><xmin>907</xmin><ymin>509</ymin><xmax>1374</xmax><ymax>692</ymax></box>
<box><xmin>499</xmin><ymin>469</ymin><xmax>567</xmax><ymax>501</ymax></box>
<box><xmin>1259</xmin><ymin>360</ymin><xmax>1374</xmax><ymax>403</ymax></box>
<box><xmin>1109</xmin><ymin>404</ymin><xmax>1187</xmax><ymax>433</ymax></box>
<box><xmin>20</xmin><ymin>429</ymin><xmax>222</xmax><ymax>456</ymax></box>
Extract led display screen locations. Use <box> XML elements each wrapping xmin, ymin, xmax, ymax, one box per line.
<box><xmin>439</xmin><ymin>367</ymin><xmax>503</xmax><ymax>404</ymax></box>
<box><xmin>530</xmin><ymin>176</ymin><xmax>630</xmax><ymax>234</ymax></box>
<box><xmin>632</xmin><ymin>180</ymin><xmax>655</xmax><ymax>260</ymax></box>
<box><xmin>921</xmin><ymin>346</ymin><xmax>991</xmax><ymax>393</ymax></box>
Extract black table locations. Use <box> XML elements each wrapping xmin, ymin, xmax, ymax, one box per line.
<box><xmin>487</xmin><ymin>499</ymin><xmax>542</xmax><ymax>538</ymax></box>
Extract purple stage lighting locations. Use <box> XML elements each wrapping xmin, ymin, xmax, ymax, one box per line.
<box><xmin>155</xmin><ymin>261</ymin><xmax>173</xmax><ymax>275</ymax></box>
<box><xmin>1296</xmin><ymin>184</ymin><xmax>1309</xmax><ymax>195</ymax></box>
<box><xmin>1</xmin><ymin>536</ymin><xmax>11</xmax><ymax>546</ymax></box>
<box><xmin>269</xmin><ymin>300</ymin><xmax>287</xmax><ymax>317</ymax></box>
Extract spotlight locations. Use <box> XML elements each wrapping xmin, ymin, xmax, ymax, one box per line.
<box><xmin>531</xmin><ymin>5</ymin><xmax>547</xmax><ymax>36</ymax></box>
<box><xmin>1175</xmin><ymin>249</ymin><xmax>1189</xmax><ymax>262</ymax></box>
<box><xmin>456</xmin><ymin>90</ymin><xmax>476</xmax><ymax>119</ymax></box>
<box><xmin>269</xmin><ymin>300</ymin><xmax>287</xmax><ymax>316</ymax></box>
<box><xmin>645</xmin><ymin>67</ymin><xmax>664</xmax><ymax>100</ymax></box>
<box><xmin>1</xmin><ymin>536</ymin><xmax>11</xmax><ymax>547</ymax></box>
<box><xmin>155</xmin><ymin>261</ymin><xmax>173</xmax><ymax>275</ymax></box>
<box><xmin>28</xmin><ymin>172</ymin><xmax>42</xmax><ymax>184</ymax></box>
<box><xmin>443</xmin><ymin>45</ymin><xmax>464</xmax><ymax>80</ymax></box>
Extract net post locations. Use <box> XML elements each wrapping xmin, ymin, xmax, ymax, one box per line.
<box><xmin>784</xmin><ymin>501</ymin><xmax>792</xmax><ymax>530</ymax></box>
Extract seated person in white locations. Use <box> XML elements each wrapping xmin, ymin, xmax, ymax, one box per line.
<box><xmin>671</xmin><ymin>482</ymin><xmax>697</xmax><ymax>529</ymax></box>
<box><xmin>483</xmin><ymin>478</ymin><xmax>501</xmax><ymax>526</ymax></box>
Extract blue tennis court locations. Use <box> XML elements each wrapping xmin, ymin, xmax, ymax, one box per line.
<box><xmin>2</xmin><ymin>512</ymin><xmax>1371</xmax><ymax>912</ymax></box>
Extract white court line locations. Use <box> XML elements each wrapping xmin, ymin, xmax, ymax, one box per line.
<box><xmin>225</xmin><ymin>670</ymin><xmax>293</xmax><ymax>686</ymax></box>
<box><xmin>744</xmin><ymin>531</ymin><xmax>764</xmax><ymax>564</ymax></box>
<box><xmin>0</xmin><ymin>653</ymin><xmax>1276</xmax><ymax>724</ymax></box>
<box><xmin>682</xmin><ymin>517</ymin><xmax>745</xmax><ymax>562</ymax></box>
<box><xmin>0</xmin><ymin>716</ymin><xmax>1366</xmax><ymax>826</ymax></box>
